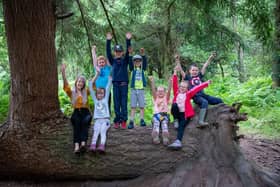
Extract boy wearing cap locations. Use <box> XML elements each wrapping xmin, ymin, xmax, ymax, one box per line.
<box><xmin>127</xmin><ymin>48</ymin><xmax>148</xmax><ymax>129</ymax></box>
<box><xmin>106</xmin><ymin>32</ymin><xmax>132</xmax><ymax>129</ymax></box>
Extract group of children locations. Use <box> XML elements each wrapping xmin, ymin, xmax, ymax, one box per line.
<box><xmin>61</xmin><ymin>32</ymin><xmax>223</xmax><ymax>154</ymax></box>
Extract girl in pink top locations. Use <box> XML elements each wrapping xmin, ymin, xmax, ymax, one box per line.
<box><xmin>168</xmin><ymin>67</ymin><xmax>210</xmax><ymax>150</ymax></box>
<box><xmin>149</xmin><ymin>76</ymin><xmax>172</xmax><ymax>145</ymax></box>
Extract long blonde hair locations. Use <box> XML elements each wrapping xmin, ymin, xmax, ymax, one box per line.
<box><xmin>71</xmin><ymin>75</ymin><xmax>87</xmax><ymax>105</ymax></box>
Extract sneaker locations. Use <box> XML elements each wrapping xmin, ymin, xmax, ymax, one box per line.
<box><xmin>97</xmin><ymin>144</ymin><xmax>105</xmax><ymax>153</ymax></box>
<box><xmin>140</xmin><ymin>119</ymin><xmax>146</xmax><ymax>127</ymax></box>
<box><xmin>114</xmin><ymin>122</ymin><xmax>120</xmax><ymax>129</ymax></box>
<box><xmin>74</xmin><ymin>147</ymin><xmax>80</xmax><ymax>154</ymax></box>
<box><xmin>168</xmin><ymin>139</ymin><xmax>182</xmax><ymax>150</ymax></box>
<box><xmin>89</xmin><ymin>144</ymin><xmax>96</xmax><ymax>152</ymax></box>
<box><xmin>128</xmin><ymin>121</ymin><xmax>134</xmax><ymax>129</ymax></box>
<box><xmin>162</xmin><ymin>131</ymin><xmax>169</xmax><ymax>146</ymax></box>
<box><xmin>152</xmin><ymin>131</ymin><xmax>160</xmax><ymax>144</ymax></box>
<box><xmin>121</xmin><ymin>121</ymin><xmax>127</xmax><ymax>129</ymax></box>
<box><xmin>173</xmin><ymin>119</ymin><xmax>179</xmax><ymax>128</ymax></box>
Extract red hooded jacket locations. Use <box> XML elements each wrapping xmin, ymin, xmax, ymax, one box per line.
<box><xmin>172</xmin><ymin>74</ymin><xmax>209</xmax><ymax>118</ymax></box>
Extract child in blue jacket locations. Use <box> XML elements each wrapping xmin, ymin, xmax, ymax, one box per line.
<box><xmin>106</xmin><ymin>32</ymin><xmax>131</xmax><ymax>129</ymax></box>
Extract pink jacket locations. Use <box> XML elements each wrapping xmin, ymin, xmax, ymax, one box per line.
<box><xmin>172</xmin><ymin>75</ymin><xmax>209</xmax><ymax>118</ymax></box>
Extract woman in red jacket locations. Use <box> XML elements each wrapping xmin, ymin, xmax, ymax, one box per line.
<box><xmin>168</xmin><ymin>67</ymin><xmax>210</xmax><ymax>150</ymax></box>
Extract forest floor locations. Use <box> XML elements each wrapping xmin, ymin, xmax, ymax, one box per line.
<box><xmin>239</xmin><ymin>135</ymin><xmax>280</xmax><ymax>175</ymax></box>
<box><xmin>0</xmin><ymin>135</ymin><xmax>279</xmax><ymax>186</ymax></box>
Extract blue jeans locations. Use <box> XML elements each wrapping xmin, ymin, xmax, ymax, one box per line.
<box><xmin>171</xmin><ymin>103</ymin><xmax>190</xmax><ymax>141</ymax></box>
<box><xmin>113</xmin><ymin>82</ymin><xmax>128</xmax><ymax>123</ymax></box>
<box><xmin>193</xmin><ymin>93</ymin><xmax>223</xmax><ymax>109</ymax></box>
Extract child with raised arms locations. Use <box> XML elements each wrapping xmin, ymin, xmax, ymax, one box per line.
<box><xmin>61</xmin><ymin>64</ymin><xmax>92</xmax><ymax>154</ymax></box>
<box><xmin>149</xmin><ymin>76</ymin><xmax>172</xmax><ymax>145</ymax></box>
<box><xmin>89</xmin><ymin>67</ymin><xmax>112</xmax><ymax>153</ymax></box>
<box><xmin>168</xmin><ymin>66</ymin><xmax>211</xmax><ymax>150</ymax></box>
<box><xmin>128</xmin><ymin>47</ymin><xmax>148</xmax><ymax>129</ymax></box>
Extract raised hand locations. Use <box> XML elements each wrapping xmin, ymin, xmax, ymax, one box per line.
<box><xmin>128</xmin><ymin>46</ymin><xmax>133</xmax><ymax>55</ymax></box>
<box><xmin>148</xmin><ymin>76</ymin><xmax>154</xmax><ymax>82</ymax></box>
<box><xmin>92</xmin><ymin>45</ymin><xmax>96</xmax><ymax>54</ymax></box>
<box><xmin>210</xmin><ymin>51</ymin><xmax>217</xmax><ymax>60</ymax></box>
<box><xmin>61</xmin><ymin>63</ymin><xmax>66</xmax><ymax>73</ymax></box>
<box><xmin>126</xmin><ymin>32</ymin><xmax>132</xmax><ymax>40</ymax></box>
<box><xmin>140</xmin><ymin>48</ymin><xmax>145</xmax><ymax>55</ymax></box>
<box><xmin>106</xmin><ymin>32</ymin><xmax>112</xmax><ymax>40</ymax></box>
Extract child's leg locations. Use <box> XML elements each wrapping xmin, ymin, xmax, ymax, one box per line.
<box><xmin>120</xmin><ymin>84</ymin><xmax>128</xmax><ymax>127</ymax></box>
<box><xmin>171</xmin><ymin>103</ymin><xmax>180</xmax><ymax>128</ymax></box>
<box><xmin>91</xmin><ymin>120</ymin><xmax>102</xmax><ymax>146</ymax></box>
<box><xmin>168</xmin><ymin>113</ymin><xmax>187</xmax><ymax>149</ymax></box>
<box><xmin>193</xmin><ymin>96</ymin><xmax>209</xmax><ymax>126</ymax></box>
<box><xmin>176</xmin><ymin>115</ymin><xmax>189</xmax><ymax>141</ymax></box>
<box><xmin>100</xmin><ymin>119</ymin><xmax>110</xmax><ymax>145</ymax></box>
<box><xmin>70</xmin><ymin>110</ymin><xmax>81</xmax><ymax>145</ymax></box>
<box><xmin>204</xmin><ymin>94</ymin><xmax>223</xmax><ymax>105</ymax></box>
<box><xmin>130</xmin><ymin>89</ymin><xmax>137</xmax><ymax>121</ymax></box>
<box><xmin>113</xmin><ymin>84</ymin><xmax>121</xmax><ymax>124</ymax></box>
<box><xmin>130</xmin><ymin>108</ymin><xmax>136</xmax><ymax>121</ymax></box>
<box><xmin>152</xmin><ymin>115</ymin><xmax>160</xmax><ymax>144</ymax></box>
<box><xmin>161</xmin><ymin>117</ymin><xmax>169</xmax><ymax>145</ymax></box>
<box><xmin>137</xmin><ymin>90</ymin><xmax>146</xmax><ymax>126</ymax></box>
<box><xmin>80</xmin><ymin>110</ymin><xmax>92</xmax><ymax>147</ymax></box>
<box><xmin>97</xmin><ymin>119</ymin><xmax>110</xmax><ymax>152</ymax></box>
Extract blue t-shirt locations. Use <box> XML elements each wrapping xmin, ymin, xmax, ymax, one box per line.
<box><xmin>184</xmin><ymin>72</ymin><xmax>204</xmax><ymax>95</ymax></box>
<box><xmin>94</xmin><ymin>65</ymin><xmax>111</xmax><ymax>89</ymax></box>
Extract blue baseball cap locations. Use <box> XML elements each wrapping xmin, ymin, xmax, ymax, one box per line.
<box><xmin>114</xmin><ymin>44</ymin><xmax>123</xmax><ymax>52</ymax></box>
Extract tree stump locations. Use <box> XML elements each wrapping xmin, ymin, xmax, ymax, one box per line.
<box><xmin>0</xmin><ymin>104</ymin><xmax>279</xmax><ymax>187</ymax></box>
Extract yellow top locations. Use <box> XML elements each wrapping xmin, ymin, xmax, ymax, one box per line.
<box><xmin>63</xmin><ymin>84</ymin><xmax>90</xmax><ymax>109</ymax></box>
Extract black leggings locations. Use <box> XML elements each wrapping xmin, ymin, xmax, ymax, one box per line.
<box><xmin>71</xmin><ymin>108</ymin><xmax>92</xmax><ymax>144</ymax></box>
<box><xmin>171</xmin><ymin>103</ymin><xmax>190</xmax><ymax>141</ymax></box>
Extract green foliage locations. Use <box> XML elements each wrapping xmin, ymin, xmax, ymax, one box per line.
<box><xmin>0</xmin><ymin>69</ymin><xmax>9</xmax><ymax>123</ymax></box>
<box><xmin>206</xmin><ymin>75</ymin><xmax>280</xmax><ymax>137</ymax></box>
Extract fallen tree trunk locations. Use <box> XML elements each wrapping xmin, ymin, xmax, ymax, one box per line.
<box><xmin>0</xmin><ymin>104</ymin><xmax>279</xmax><ymax>187</ymax></box>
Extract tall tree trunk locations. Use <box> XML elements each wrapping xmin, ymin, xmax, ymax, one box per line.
<box><xmin>232</xmin><ymin>2</ymin><xmax>246</xmax><ymax>83</ymax></box>
<box><xmin>237</xmin><ymin>42</ymin><xmax>246</xmax><ymax>82</ymax></box>
<box><xmin>273</xmin><ymin>0</ymin><xmax>280</xmax><ymax>87</ymax></box>
<box><xmin>4</xmin><ymin>0</ymin><xmax>60</xmax><ymax>125</ymax></box>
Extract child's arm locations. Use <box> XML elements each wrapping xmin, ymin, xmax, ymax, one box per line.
<box><xmin>91</xmin><ymin>45</ymin><xmax>98</xmax><ymax>68</ymax></box>
<box><xmin>128</xmin><ymin>46</ymin><xmax>134</xmax><ymax>71</ymax></box>
<box><xmin>188</xmin><ymin>80</ymin><xmax>210</xmax><ymax>98</ymax></box>
<box><xmin>201</xmin><ymin>52</ymin><xmax>216</xmax><ymax>75</ymax></box>
<box><xmin>124</xmin><ymin>32</ymin><xmax>132</xmax><ymax>64</ymax></box>
<box><xmin>166</xmin><ymin>76</ymin><xmax>172</xmax><ymax>101</ymax></box>
<box><xmin>61</xmin><ymin>64</ymin><xmax>72</xmax><ymax>97</ymax></box>
<box><xmin>105</xmin><ymin>76</ymin><xmax>112</xmax><ymax>100</ymax></box>
<box><xmin>174</xmin><ymin>53</ymin><xmax>185</xmax><ymax>78</ymax></box>
<box><xmin>106</xmin><ymin>32</ymin><xmax>113</xmax><ymax>65</ymax></box>
<box><xmin>92</xmin><ymin>67</ymin><xmax>100</xmax><ymax>85</ymax></box>
<box><xmin>172</xmin><ymin>69</ymin><xmax>179</xmax><ymax>95</ymax></box>
<box><xmin>148</xmin><ymin>76</ymin><xmax>157</xmax><ymax>100</ymax></box>
<box><xmin>140</xmin><ymin>48</ymin><xmax>147</xmax><ymax>71</ymax></box>
<box><xmin>89</xmin><ymin>69</ymin><xmax>101</xmax><ymax>101</ymax></box>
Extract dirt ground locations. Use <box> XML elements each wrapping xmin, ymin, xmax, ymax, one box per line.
<box><xmin>239</xmin><ymin>135</ymin><xmax>280</xmax><ymax>175</ymax></box>
<box><xmin>0</xmin><ymin>136</ymin><xmax>279</xmax><ymax>187</ymax></box>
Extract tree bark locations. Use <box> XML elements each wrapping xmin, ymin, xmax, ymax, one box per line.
<box><xmin>3</xmin><ymin>0</ymin><xmax>60</xmax><ymax>125</ymax></box>
<box><xmin>273</xmin><ymin>0</ymin><xmax>280</xmax><ymax>87</ymax></box>
<box><xmin>1</xmin><ymin>104</ymin><xmax>280</xmax><ymax>187</ymax></box>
